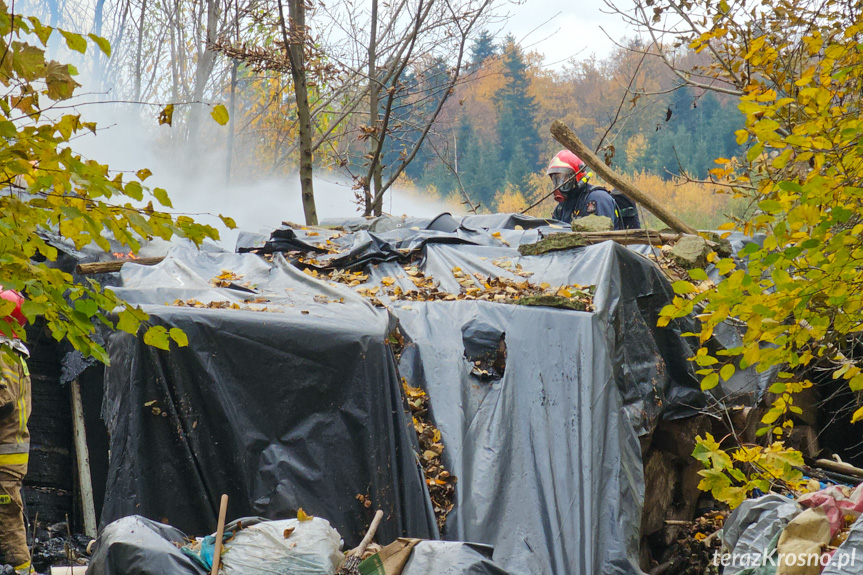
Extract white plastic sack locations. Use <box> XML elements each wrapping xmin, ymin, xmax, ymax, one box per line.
<box><xmin>220</xmin><ymin>517</ymin><xmax>344</xmax><ymax>575</ymax></box>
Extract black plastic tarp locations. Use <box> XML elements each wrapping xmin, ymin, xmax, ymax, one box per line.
<box><xmin>101</xmin><ymin>249</ymin><xmax>438</xmax><ymax>545</ymax></box>
<box><xmin>88</xmin><ymin>515</ymin><xmax>206</xmax><ymax>575</ymax></box>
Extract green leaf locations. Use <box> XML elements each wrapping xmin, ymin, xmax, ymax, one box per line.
<box><xmin>715</xmin><ymin>485</ymin><xmax>748</xmax><ymax>508</ymax></box>
<box><xmin>0</xmin><ymin>120</ymin><xmax>17</xmax><ymax>138</ymax></box>
<box><xmin>59</xmin><ymin>30</ymin><xmax>87</xmax><ymax>54</ymax></box>
<box><xmin>153</xmin><ymin>188</ymin><xmax>173</xmax><ymax>208</ymax></box>
<box><xmin>74</xmin><ymin>298</ymin><xmax>98</xmax><ymax>317</ymax></box>
<box><xmin>672</xmin><ymin>280</ymin><xmax>696</xmax><ymax>294</ymax></box>
<box><xmin>210</xmin><ymin>104</ymin><xmax>230</xmax><ymax>126</ymax></box>
<box><xmin>219</xmin><ymin>214</ymin><xmax>237</xmax><ymax>229</ymax></box>
<box><xmin>746</xmin><ymin>142</ymin><xmax>764</xmax><ymax>162</ymax></box>
<box><xmin>87</xmin><ymin>33</ymin><xmax>111</xmax><ymax>56</ymax></box>
<box><xmin>125</xmin><ymin>181</ymin><xmax>144</xmax><ymax>201</ymax></box>
<box><xmin>27</xmin><ymin>16</ymin><xmax>53</xmax><ymax>45</ymax></box>
<box><xmin>688</xmin><ymin>268</ymin><xmax>708</xmax><ymax>281</ymax></box>
<box><xmin>702</xmin><ymin>372</ymin><xmax>719</xmax><ymax>390</ymax></box>
<box><xmin>769</xmin><ymin>382</ymin><xmax>787</xmax><ymax>393</ymax></box>
<box><xmin>697</xmin><ymin>468</ymin><xmax>731</xmax><ymax>492</ymax></box>
<box><xmin>720</xmin><ymin>363</ymin><xmax>736</xmax><ymax>381</ymax></box>
<box><xmin>143</xmin><ymin>325</ymin><xmax>170</xmax><ymax>350</ymax></box>
<box><xmin>116</xmin><ymin>309</ymin><xmax>143</xmax><ymax>334</ymax></box>
<box><xmin>169</xmin><ymin>327</ymin><xmax>188</xmax><ymax>347</ymax></box>
<box><xmin>777</xmin><ymin>181</ymin><xmax>803</xmax><ymax>193</ymax></box>
<box><xmin>762</xmin><ymin>407</ymin><xmax>783</xmax><ymax>425</ymax></box>
<box><xmin>758</xmin><ymin>200</ymin><xmax>782</xmax><ymax>213</ymax></box>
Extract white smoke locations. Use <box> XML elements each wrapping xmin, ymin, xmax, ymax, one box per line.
<box><xmin>66</xmin><ymin>99</ymin><xmax>460</xmax><ymax>250</ymax></box>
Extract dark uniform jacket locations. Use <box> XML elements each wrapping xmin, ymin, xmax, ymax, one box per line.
<box><xmin>552</xmin><ymin>183</ymin><xmax>622</xmax><ymax>228</ymax></box>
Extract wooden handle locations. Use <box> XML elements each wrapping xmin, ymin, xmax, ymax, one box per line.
<box><xmin>211</xmin><ymin>494</ymin><xmax>229</xmax><ymax>575</ymax></box>
<box><xmin>550</xmin><ymin>120</ymin><xmax>700</xmax><ymax>236</ymax></box>
<box><xmin>351</xmin><ymin>510</ymin><xmax>384</xmax><ymax>557</ymax></box>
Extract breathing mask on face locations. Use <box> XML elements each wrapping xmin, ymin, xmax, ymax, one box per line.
<box><xmin>550</xmin><ymin>171</ymin><xmax>577</xmax><ymax>193</ymax></box>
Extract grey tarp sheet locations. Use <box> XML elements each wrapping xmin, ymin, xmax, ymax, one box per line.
<box><xmin>720</xmin><ymin>494</ymin><xmax>802</xmax><ymax>574</ymax></box>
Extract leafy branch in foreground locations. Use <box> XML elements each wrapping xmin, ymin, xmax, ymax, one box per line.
<box><xmin>644</xmin><ymin>0</ymin><xmax>863</xmax><ymax>506</ymax></box>
<box><xmin>0</xmin><ymin>0</ymin><xmax>234</xmax><ymax>362</ymax></box>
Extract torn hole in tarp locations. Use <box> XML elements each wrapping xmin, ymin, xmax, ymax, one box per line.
<box><xmin>462</xmin><ymin>319</ymin><xmax>506</xmax><ymax>380</ymax></box>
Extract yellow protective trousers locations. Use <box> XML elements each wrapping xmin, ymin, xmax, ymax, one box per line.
<box><xmin>0</xmin><ymin>350</ymin><xmax>31</xmax><ymax>571</ymax></box>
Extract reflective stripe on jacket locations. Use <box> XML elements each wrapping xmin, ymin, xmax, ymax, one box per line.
<box><xmin>0</xmin><ymin>349</ymin><xmax>30</xmax><ymax>467</ymax></box>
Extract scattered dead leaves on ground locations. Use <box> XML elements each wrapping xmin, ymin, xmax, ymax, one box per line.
<box><xmin>654</xmin><ymin>510</ymin><xmax>726</xmax><ymax>574</ymax></box>
<box><xmin>403</xmin><ymin>379</ymin><xmax>456</xmax><ymax>532</ymax></box>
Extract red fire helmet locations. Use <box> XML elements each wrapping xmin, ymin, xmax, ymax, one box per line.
<box><xmin>546</xmin><ymin>150</ymin><xmax>588</xmax><ymax>184</ymax></box>
<box><xmin>0</xmin><ymin>289</ymin><xmax>27</xmax><ymax>329</ymax></box>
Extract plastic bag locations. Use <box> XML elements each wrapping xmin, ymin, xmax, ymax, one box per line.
<box><xmin>181</xmin><ymin>532</ymin><xmax>234</xmax><ymax>571</ymax></box>
<box><xmin>220</xmin><ymin>517</ymin><xmax>344</xmax><ymax>575</ymax></box>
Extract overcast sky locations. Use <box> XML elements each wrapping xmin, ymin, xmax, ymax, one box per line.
<box><xmin>500</xmin><ymin>0</ymin><xmax>638</xmax><ymax>68</ymax></box>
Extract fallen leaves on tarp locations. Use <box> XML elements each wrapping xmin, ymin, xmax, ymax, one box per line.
<box><xmin>210</xmin><ymin>269</ymin><xmax>257</xmax><ymax>290</ymax></box>
<box><xmin>322</xmin><ymin>269</ymin><xmax>369</xmax><ymax>287</ymax></box>
<box><xmin>403</xmin><ymin>379</ymin><xmax>456</xmax><ymax>532</ymax></box>
<box><xmin>491</xmin><ymin>258</ymin><xmax>534</xmax><ymax>277</ymax></box>
<box><xmin>169</xmin><ymin>299</ymin><xmax>279</xmax><ymax>312</ymax></box>
<box><xmin>352</xmin><ymin>266</ymin><xmax>594</xmax><ymax>311</ymax></box>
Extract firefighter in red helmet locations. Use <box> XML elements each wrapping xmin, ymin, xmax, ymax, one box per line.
<box><xmin>0</xmin><ymin>288</ymin><xmax>32</xmax><ymax>574</ymax></box>
<box><xmin>547</xmin><ymin>150</ymin><xmax>640</xmax><ymax>229</ymax></box>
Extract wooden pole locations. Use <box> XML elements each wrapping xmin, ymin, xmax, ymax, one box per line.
<box><xmin>75</xmin><ymin>256</ymin><xmax>165</xmax><ymax>275</ymax></box>
<box><xmin>70</xmin><ymin>378</ymin><xmax>97</xmax><ymax>538</ymax></box>
<box><xmin>550</xmin><ymin>120</ymin><xmax>700</xmax><ymax>236</ymax></box>
<box><xmin>211</xmin><ymin>494</ymin><xmax>229</xmax><ymax>575</ymax></box>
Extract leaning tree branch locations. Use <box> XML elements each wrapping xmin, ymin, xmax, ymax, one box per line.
<box><xmin>550</xmin><ymin>120</ymin><xmax>699</xmax><ymax>235</ymax></box>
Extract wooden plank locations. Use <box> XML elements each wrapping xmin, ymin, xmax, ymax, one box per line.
<box><xmin>76</xmin><ymin>256</ymin><xmax>165</xmax><ymax>275</ymax></box>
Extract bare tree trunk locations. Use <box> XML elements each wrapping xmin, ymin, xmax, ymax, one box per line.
<box><xmin>186</xmin><ymin>0</ymin><xmax>220</xmax><ymax>147</ymax></box>
<box><xmin>226</xmin><ymin>59</ymin><xmax>237</xmax><ymax>183</ymax></box>
<box><xmin>134</xmin><ymin>0</ymin><xmax>148</xmax><ymax>101</ymax></box>
<box><xmin>169</xmin><ymin>0</ymin><xmax>180</xmax><ymax>102</ymax></box>
<box><xmin>91</xmin><ymin>0</ymin><xmax>106</xmax><ymax>93</ymax></box>
<box><xmin>364</xmin><ymin>0</ymin><xmax>379</xmax><ymax>216</ymax></box>
<box><xmin>278</xmin><ymin>0</ymin><xmax>318</xmax><ymax>225</ymax></box>
<box><xmin>225</xmin><ymin>0</ymin><xmax>240</xmax><ymax>183</ymax></box>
